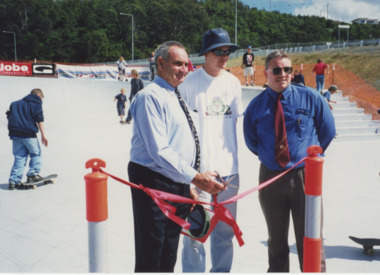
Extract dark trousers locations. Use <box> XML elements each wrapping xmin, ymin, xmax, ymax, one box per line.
<box><xmin>150</xmin><ymin>67</ymin><xmax>155</xmax><ymax>81</ymax></box>
<box><xmin>128</xmin><ymin>162</ymin><xmax>191</xmax><ymax>272</ymax></box>
<box><xmin>258</xmin><ymin>163</ymin><xmax>326</xmax><ymax>272</ymax></box>
<box><xmin>126</xmin><ymin>98</ymin><xmax>133</xmax><ymax>122</ymax></box>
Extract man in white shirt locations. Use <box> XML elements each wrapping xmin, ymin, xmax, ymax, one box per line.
<box><xmin>179</xmin><ymin>28</ymin><xmax>244</xmax><ymax>273</ymax></box>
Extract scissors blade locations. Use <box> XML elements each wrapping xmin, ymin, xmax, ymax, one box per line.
<box><xmin>215</xmin><ymin>172</ymin><xmax>237</xmax><ymax>188</ymax></box>
<box><xmin>223</xmin><ymin>174</ymin><xmax>237</xmax><ymax>185</ymax></box>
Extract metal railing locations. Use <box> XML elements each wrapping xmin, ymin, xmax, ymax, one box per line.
<box><xmin>123</xmin><ymin>38</ymin><xmax>380</xmax><ymax>66</ymax></box>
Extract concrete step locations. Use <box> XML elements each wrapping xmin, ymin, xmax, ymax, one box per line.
<box><xmin>332</xmin><ymin>108</ymin><xmax>364</xmax><ymax>115</ymax></box>
<box><xmin>334</xmin><ymin>132</ymin><xmax>380</xmax><ymax>142</ymax></box>
<box><xmin>336</xmin><ymin>126</ymin><xmax>380</xmax><ymax>135</ymax></box>
<box><xmin>333</xmin><ymin>113</ymin><xmax>372</xmax><ymax>121</ymax></box>
<box><xmin>335</xmin><ymin>120</ymin><xmax>380</xmax><ymax>128</ymax></box>
<box><xmin>330</xmin><ymin>91</ymin><xmax>380</xmax><ymax>142</ymax></box>
<box><xmin>330</xmin><ymin>95</ymin><xmax>352</xmax><ymax>103</ymax></box>
<box><xmin>333</xmin><ymin>102</ymin><xmax>357</xmax><ymax>109</ymax></box>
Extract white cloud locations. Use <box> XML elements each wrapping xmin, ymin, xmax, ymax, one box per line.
<box><xmin>294</xmin><ymin>0</ymin><xmax>380</xmax><ymax>23</ymax></box>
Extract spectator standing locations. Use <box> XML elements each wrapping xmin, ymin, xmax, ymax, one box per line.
<box><xmin>312</xmin><ymin>59</ymin><xmax>329</xmax><ymax>92</ymax></box>
<box><xmin>6</xmin><ymin>88</ymin><xmax>48</xmax><ymax>190</ymax></box>
<box><xmin>244</xmin><ymin>50</ymin><xmax>335</xmax><ymax>272</ymax></box>
<box><xmin>126</xmin><ymin>69</ymin><xmax>144</xmax><ymax>124</ymax></box>
<box><xmin>148</xmin><ymin>51</ymin><xmax>156</xmax><ymax>81</ymax></box>
<box><xmin>241</xmin><ymin>45</ymin><xmax>255</xmax><ymax>86</ymax></box>
<box><xmin>114</xmin><ymin>88</ymin><xmax>127</xmax><ymax>124</ymax></box>
<box><xmin>180</xmin><ymin>28</ymin><xmax>243</xmax><ymax>273</ymax></box>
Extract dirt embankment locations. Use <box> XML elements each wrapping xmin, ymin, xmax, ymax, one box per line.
<box><xmin>228</xmin><ymin>64</ymin><xmax>380</xmax><ymax>121</ymax></box>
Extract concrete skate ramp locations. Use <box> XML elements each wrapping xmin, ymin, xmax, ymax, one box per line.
<box><xmin>0</xmin><ymin>76</ymin><xmax>379</xmax><ymax>273</ymax></box>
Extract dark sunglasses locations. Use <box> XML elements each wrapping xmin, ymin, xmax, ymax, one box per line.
<box><xmin>210</xmin><ymin>49</ymin><xmax>232</xmax><ymax>56</ymax></box>
<box><xmin>267</xmin><ymin>67</ymin><xmax>293</xmax><ymax>75</ymax></box>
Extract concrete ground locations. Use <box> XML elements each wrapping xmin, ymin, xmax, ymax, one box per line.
<box><xmin>0</xmin><ymin>75</ymin><xmax>379</xmax><ymax>273</ymax></box>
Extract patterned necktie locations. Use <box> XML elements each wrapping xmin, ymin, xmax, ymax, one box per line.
<box><xmin>274</xmin><ymin>93</ymin><xmax>290</xmax><ymax>168</ymax></box>
<box><xmin>174</xmin><ymin>88</ymin><xmax>201</xmax><ymax>171</ymax></box>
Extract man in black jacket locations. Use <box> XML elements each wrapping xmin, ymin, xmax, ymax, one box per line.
<box><xmin>6</xmin><ymin>88</ymin><xmax>48</xmax><ymax>190</ymax></box>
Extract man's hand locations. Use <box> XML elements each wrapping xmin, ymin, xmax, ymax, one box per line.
<box><xmin>189</xmin><ymin>187</ymin><xmax>199</xmax><ymax>211</ymax></box>
<box><xmin>191</xmin><ymin>171</ymin><xmax>225</xmax><ymax>195</ymax></box>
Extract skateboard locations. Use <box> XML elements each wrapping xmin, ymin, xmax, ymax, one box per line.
<box><xmin>349</xmin><ymin>236</ymin><xmax>380</xmax><ymax>256</ymax></box>
<box><xmin>19</xmin><ymin>174</ymin><xmax>58</xmax><ymax>190</ymax></box>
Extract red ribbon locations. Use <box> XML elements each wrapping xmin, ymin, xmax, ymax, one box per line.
<box><xmin>99</xmin><ymin>157</ymin><xmax>307</xmax><ymax>247</ymax></box>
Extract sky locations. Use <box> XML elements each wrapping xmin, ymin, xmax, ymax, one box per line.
<box><xmin>240</xmin><ymin>0</ymin><xmax>380</xmax><ymax>23</ymax></box>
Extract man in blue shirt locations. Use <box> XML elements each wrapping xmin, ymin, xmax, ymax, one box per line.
<box><xmin>243</xmin><ymin>50</ymin><xmax>335</xmax><ymax>272</ymax></box>
<box><xmin>128</xmin><ymin>41</ymin><xmax>225</xmax><ymax>272</ymax></box>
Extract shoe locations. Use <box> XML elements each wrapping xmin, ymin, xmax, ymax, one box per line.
<box><xmin>126</xmin><ymin>120</ymin><xmax>131</xmax><ymax>124</ymax></box>
<box><xmin>251</xmin><ymin>82</ymin><xmax>254</xmax><ymax>86</ymax></box>
<box><xmin>245</xmin><ymin>83</ymin><xmax>248</xmax><ymax>87</ymax></box>
<box><xmin>27</xmin><ymin>175</ymin><xmax>44</xmax><ymax>183</ymax></box>
<box><xmin>9</xmin><ymin>182</ymin><xmax>16</xmax><ymax>190</ymax></box>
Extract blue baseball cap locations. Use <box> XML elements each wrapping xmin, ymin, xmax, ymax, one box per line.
<box><xmin>199</xmin><ymin>28</ymin><xmax>239</xmax><ymax>56</ymax></box>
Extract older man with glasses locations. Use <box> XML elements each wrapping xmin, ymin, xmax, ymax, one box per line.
<box><xmin>179</xmin><ymin>28</ymin><xmax>244</xmax><ymax>273</ymax></box>
<box><xmin>128</xmin><ymin>41</ymin><xmax>225</xmax><ymax>273</ymax></box>
<box><xmin>243</xmin><ymin>50</ymin><xmax>335</xmax><ymax>272</ymax></box>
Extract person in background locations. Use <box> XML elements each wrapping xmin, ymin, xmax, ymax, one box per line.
<box><xmin>128</xmin><ymin>41</ymin><xmax>225</xmax><ymax>272</ymax></box>
<box><xmin>322</xmin><ymin>85</ymin><xmax>338</xmax><ymax>110</ymax></box>
<box><xmin>244</xmin><ymin>50</ymin><xmax>335</xmax><ymax>272</ymax></box>
<box><xmin>180</xmin><ymin>28</ymin><xmax>243</xmax><ymax>273</ymax></box>
<box><xmin>126</xmin><ymin>69</ymin><xmax>144</xmax><ymax>124</ymax></box>
<box><xmin>148</xmin><ymin>51</ymin><xmax>156</xmax><ymax>81</ymax></box>
<box><xmin>291</xmin><ymin>69</ymin><xmax>305</xmax><ymax>86</ymax></box>
<box><xmin>6</xmin><ymin>88</ymin><xmax>48</xmax><ymax>190</ymax></box>
<box><xmin>241</xmin><ymin>45</ymin><xmax>255</xmax><ymax>86</ymax></box>
<box><xmin>312</xmin><ymin>58</ymin><xmax>329</xmax><ymax>92</ymax></box>
<box><xmin>117</xmin><ymin>56</ymin><xmax>128</xmax><ymax>81</ymax></box>
<box><xmin>114</xmin><ymin>88</ymin><xmax>127</xmax><ymax>124</ymax></box>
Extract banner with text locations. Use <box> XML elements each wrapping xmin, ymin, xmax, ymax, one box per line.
<box><xmin>0</xmin><ymin>62</ymin><xmax>32</xmax><ymax>76</ymax></box>
<box><xmin>56</xmin><ymin>64</ymin><xmax>150</xmax><ymax>80</ymax></box>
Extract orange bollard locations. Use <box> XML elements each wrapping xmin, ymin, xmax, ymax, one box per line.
<box><xmin>85</xmin><ymin>158</ymin><xmax>108</xmax><ymax>222</ymax></box>
<box><xmin>303</xmin><ymin>145</ymin><xmax>323</xmax><ymax>272</ymax></box>
<box><xmin>84</xmin><ymin>158</ymin><xmax>108</xmax><ymax>272</ymax></box>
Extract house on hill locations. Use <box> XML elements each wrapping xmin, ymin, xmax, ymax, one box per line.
<box><xmin>352</xmin><ymin>18</ymin><xmax>379</xmax><ymax>24</ymax></box>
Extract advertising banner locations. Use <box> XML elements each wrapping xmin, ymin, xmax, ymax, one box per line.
<box><xmin>0</xmin><ymin>62</ymin><xmax>32</xmax><ymax>76</ymax></box>
<box><xmin>56</xmin><ymin>64</ymin><xmax>150</xmax><ymax>81</ymax></box>
<box><xmin>32</xmin><ymin>63</ymin><xmax>56</xmax><ymax>75</ymax></box>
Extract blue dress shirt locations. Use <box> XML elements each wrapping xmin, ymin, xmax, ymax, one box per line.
<box><xmin>129</xmin><ymin>76</ymin><xmax>198</xmax><ymax>184</ymax></box>
<box><xmin>243</xmin><ymin>84</ymin><xmax>336</xmax><ymax>171</ymax></box>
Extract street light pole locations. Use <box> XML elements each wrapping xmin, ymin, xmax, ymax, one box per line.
<box><xmin>120</xmin><ymin>13</ymin><xmax>134</xmax><ymax>61</ymax></box>
<box><xmin>235</xmin><ymin>0</ymin><xmax>237</xmax><ymax>46</ymax></box>
<box><xmin>3</xmin><ymin>30</ymin><xmax>17</xmax><ymax>62</ymax></box>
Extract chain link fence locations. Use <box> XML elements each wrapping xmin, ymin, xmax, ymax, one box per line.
<box><xmin>125</xmin><ymin>38</ymin><xmax>380</xmax><ymax>66</ymax></box>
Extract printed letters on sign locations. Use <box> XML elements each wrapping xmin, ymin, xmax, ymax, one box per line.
<box><xmin>32</xmin><ymin>63</ymin><xmax>55</xmax><ymax>75</ymax></box>
<box><xmin>0</xmin><ymin>62</ymin><xmax>32</xmax><ymax>76</ymax></box>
